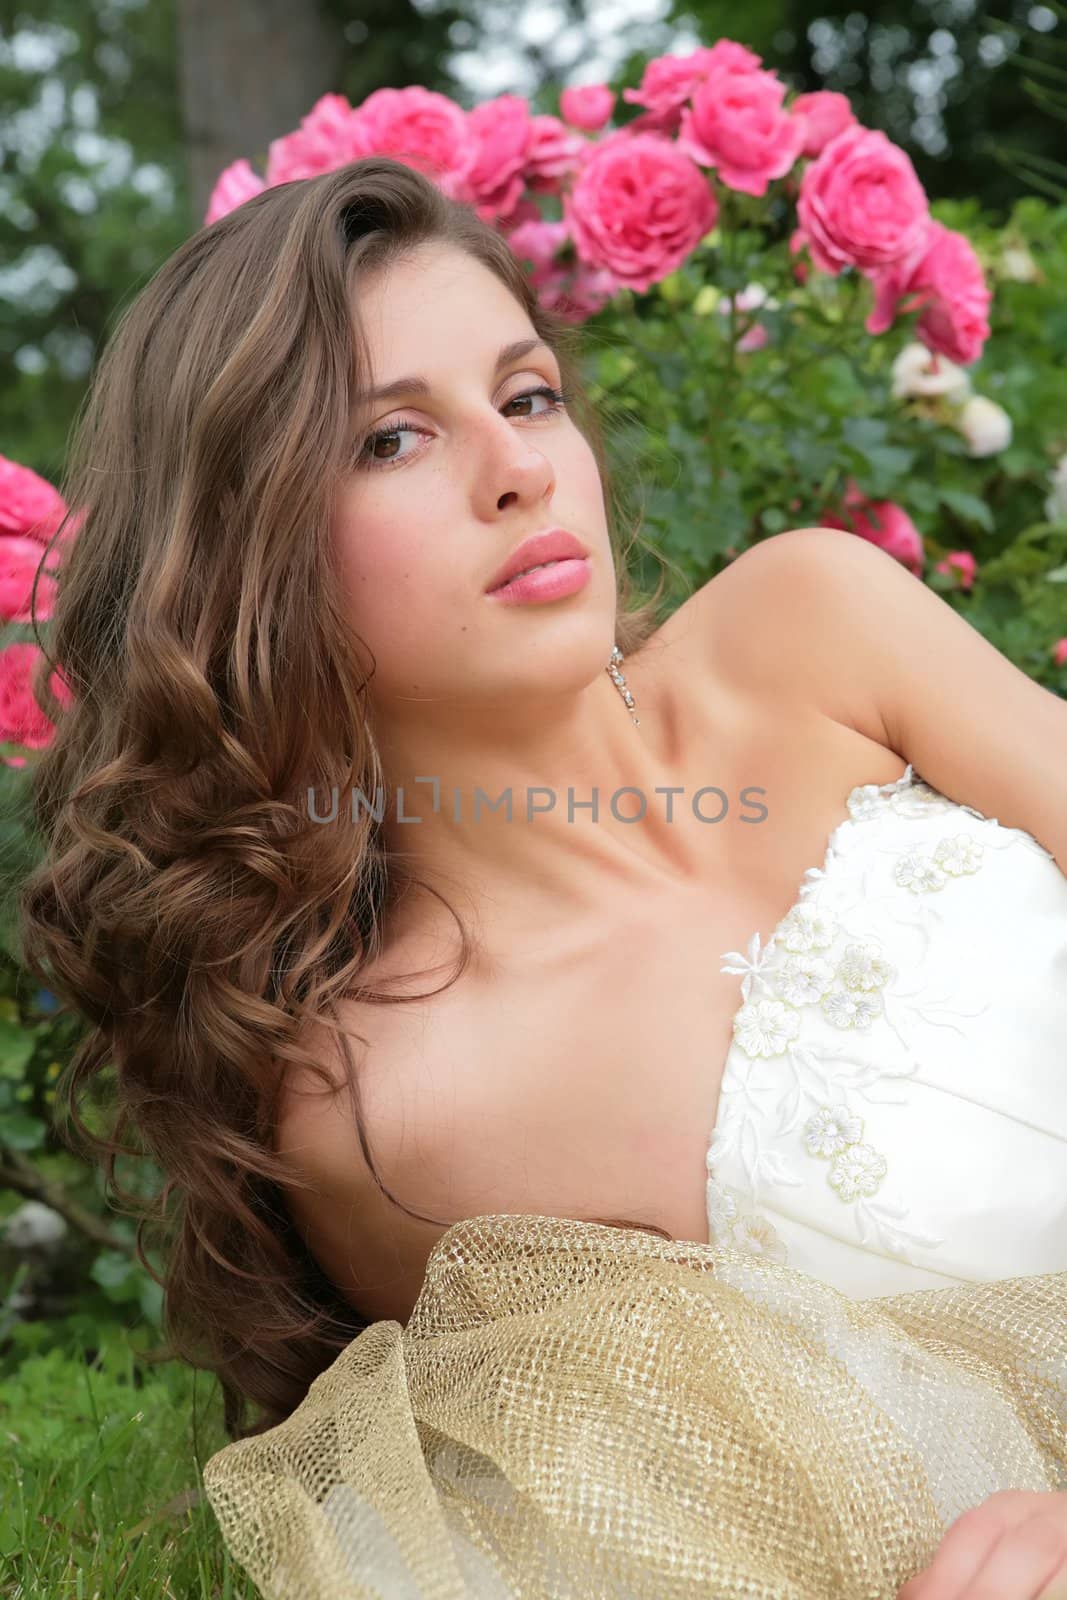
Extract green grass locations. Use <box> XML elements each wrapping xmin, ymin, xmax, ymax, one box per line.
<box><xmin>0</xmin><ymin>1315</ymin><xmax>260</xmax><ymax>1599</ymax></box>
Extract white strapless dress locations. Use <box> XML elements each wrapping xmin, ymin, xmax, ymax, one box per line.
<box><xmin>704</xmin><ymin>763</ymin><xmax>1067</xmax><ymax>1297</ymax></box>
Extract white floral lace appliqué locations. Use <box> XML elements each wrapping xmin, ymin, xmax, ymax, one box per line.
<box><xmin>703</xmin><ymin>765</ymin><xmax>1008</xmax><ymax>1267</ymax></box>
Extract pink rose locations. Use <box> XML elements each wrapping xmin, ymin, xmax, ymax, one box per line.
<box><xmin>264</xmin><ymin>93</ymin><xmax>371</xmax><ymax>185</ymax></box>
<box><xmin>507</xmin><ymin>218</ymin><xmax>570</xmax><ymax>276</ymax></box>
<box><xmin>0</xmin><ymin>643</ymin><xmax>74</xmax><ymax>762</ymax></box>
<box><xmin>795</xmin><ymin>125</ymin><xmax>929</xmax><ymax>274</ymax></box>
<box><xmin>866</xmin><ymin>220</ymin><xmax>992</xmax><ymax>365</ymax></box>
<box><xmin>498</xmin><ymin>197</ymin><xmax>544</xmax><ymax>233</ymax></box>
<box><xmin>537</xmin><ymin>262</ymin><xmax>619</xmax><ymax>323</ymax></box>
<box><xmin>348</xmin><ymin>87</ymin><xmax>478</xmax><ymax>200</ymax></box>
<box><xmin>465</xmin><ymin>94</ymin><xmax>532</xmax><ymax>222</ymax></box>
<box><xmin>790</xmin><ymin>91</ymin><xmax>856</xmax><ymax>157</ymax></box>
<box><xmin>0</xmin><ymin>456</ymin><xmax>69</xmax><ymax>543</ymax></box>
<box><xmin>821</xmin><ymin>492</ymin><xmax>925</xmax><ymax>575</ymax></box>
<box><xmin>559</xmin><ymin>84</ymin><xmax>615</xmax><ymax>132</ymax></box>
<box><xmin>678</xmin><ymin>66</ymin><xmax>804</xmax><ymax>198</ymax></box>
<box><xmin>203</xmin><ymin>158</ymin><xmax>268</xmax><ymax>226</ymax></box>
<box><xmin>524</xmin><ymin>114</ymin><xmax>586</xmax><ymax>193</ymax></box>
<box><xmin>507</xmin><ymin>219</ymin><xmax>618</xmax><ymax>323</ymax></box>
<box><xmin>1052</xmin><ymin>638</ymin><xmax>1067</xmax><ymax>668</ymax></box>
<box><xmin>564</xmin><ymin>130</ymin><xmax>718</xmax><ymax>294</ymax></box>
<box><xmin>0</xmin><ymin>534</ymin><xmax>59</xmax><ymax>623</ymax></box>
<box><xmin>935</xmin><ymin>550</ymin><xmax>977</xmax><ymax>589</ymax></box>
<box><xmin>621</xmin><ymin>41</ymin><xmax>762</xmax><ymax>134</ymax></box>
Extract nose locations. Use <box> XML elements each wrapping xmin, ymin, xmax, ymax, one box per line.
<box><xmin>484</xmin><ymin>432</ymin><xmax>556</xmax><ymax>516</ymax></box>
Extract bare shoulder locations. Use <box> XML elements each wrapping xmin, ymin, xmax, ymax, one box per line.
<box><xmin>687</xmin><ymin>527</ymin><xmax>892</xmax><ymax>748</ymax></box>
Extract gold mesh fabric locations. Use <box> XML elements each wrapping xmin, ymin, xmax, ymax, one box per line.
<box><xmin>203</xmin><ymin>1213</ymin><xmax>1067</xmax><ymax>1600</ymax></box>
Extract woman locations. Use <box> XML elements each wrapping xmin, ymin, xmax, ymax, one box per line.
<box><xmin>18</xmin><ymin>159</ymin><xmax>1067</xmax><ymax>1584</ymax></box>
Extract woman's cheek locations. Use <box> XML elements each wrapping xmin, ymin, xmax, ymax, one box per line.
<box><xmin>345</xmin><ymin>550</ymin><xmax>459</xmax><ymax>666</ymax></box>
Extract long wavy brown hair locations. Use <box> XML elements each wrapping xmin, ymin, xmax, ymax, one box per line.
<box><xmin>17</xmin><ymin>155</ymin><xmax>680</xmax><ymax>1442</ymax></box>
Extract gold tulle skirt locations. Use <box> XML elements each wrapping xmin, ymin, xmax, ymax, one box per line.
<box><xmin>204</xmin><ymin>1213</ymin><xmax>1067</xmax><ymax>1599</ymax></box>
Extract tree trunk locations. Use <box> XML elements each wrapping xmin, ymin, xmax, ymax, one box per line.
<box><xmin>175</xmin><ymin>0</ymin><xmax>340</xmax><ymax>227</ymax></box>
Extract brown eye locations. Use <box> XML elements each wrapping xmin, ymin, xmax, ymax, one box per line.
<box><xmin>355</xmin><ymin>385</ymin><xmax>570</xmax><ymax>471</ymax></box>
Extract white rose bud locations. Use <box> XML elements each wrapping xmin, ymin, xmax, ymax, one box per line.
<box><xmin>891</xmin><ymin>342</ymin><xmax>971</xmax><ymax>402</ymax></box>
<box><xmin>1045</xmin><ymin>452</ymin><xmax>1067</xmax><ymax>524</ymax></box>
<box><xmin>2</xmin><ymin>1200</ymin><xmax>69</xmax><ymax>1251</ymax></box>
<box><xmin>955</xmin><ymin>395</ymin><xmax>1012</xmax><ymax>457</ymax></box>
<box><xmin>717</xmin><ymin>283</ymin><xmax>779</xmax><ymax>352</ymax></box>
<box><xmin>717</xmin><ymin>281</ymin><xmax>777</xmax><ymax>314</ymax></box>
<box><xmin>998</xmin><ymin>244</ymin><xmax>1040</xmax><ymax>283</ymax></box>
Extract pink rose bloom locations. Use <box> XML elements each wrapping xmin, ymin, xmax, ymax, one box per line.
<box><xmin>465</xmin><ymin>94</ymin><xmax>532</xmax><ymax>222</ymax></box>
<box><xmin>821</xmin><ymin>495</ymin><xmax>925</xmax><ymax>575</ymax></box>
<box><xmin>935</xmin><ymin>550</ymin><xmax>977</xmax><ymax>589</ymax></box>
<box><xmin>0</xmin><ymin>643</ymin><xmax>74</xmax><ymax>764</ymax></box>
<box><xmin>203</xmin><ymin>158</ymin><xmax>268</xmax><ymax>226</ymax></box>
<box><xmin>621</xmin><ymin>41</ymin><xmax>762</xmax><ymax>133</ymax></box>
<box><xmin>1052</xmin><ymin>638</ymin><xmax>1067</xmax><ymax>668</ymax></box>
<box><xmin>524</xmin><ymin>114</ymin><xmax>587</xmax><ymax>193</ymax></box>
<box><xmin>866</xmin><ymin>220</ymin><xmax>992</xmax><ymax>365</ymax></box>
<box><xmin>795</xmin><ymin>125</ymin><xmax>929</xmax><ymax>274</ymax></box>
<box><xmin>265</xmin><ymin>93</ymin><xmax>371</xmax><ymax>185</ymax></box>
<box><xmin>0</xmin><ymin>456</ymin><xmax>69</xmax><ymax>543</ymax></box>
<box><xmin>507</xmin><ymin>218</ymin><xmax>570</xmax><ymax>275</ymax></box>
<box><xmin>559</xmin><ymin>84</ymin><xmax>615</xmax><ymax>132</ymax></box>
<box><xmin>736</xmin><ymin>322</ymin><xmax>768</xmax><ymax>354</ymax></box>
<box><xmin>564</xmin><ymin>130</ymin><xmax>718</xmax><ymax>294</ymax></box>
<box><xmin>507</xmin><ymin>219</ymin><xmax>618</xmax><ymax>322</ymax></box>
<box><xmin>538</xmin><ymin>262</ymin><xmax>619</xmax><ymax>323</ymax></box>
<box><xmin>790</xmin><ymin>90</ymin><xmax>856</xmax><ymax>157</ymax></box>
<box><xmin>55</xmin><ymin>505</ymin><xmax>84</xmax><ymax>550</ymax></box>
<box><xmin>498</xmin><ymin>197</ymin><xmax>544</xmax><ymax>233</ymax></box>
<box><xmin>678</xmin><ymin>66</ymin><xmax>804</xmax><ymax>197</ymax></box>
<box><xmin>0</xmin><ymin>535</ymin><xmax>59</xmax><ymax>623</ymax></box>
<box><xmin>347</xmin><ymin>86</ymin><xmax>478</xmax><ymax>200</ymax></box>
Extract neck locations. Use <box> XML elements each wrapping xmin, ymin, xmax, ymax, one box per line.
<box><xmin>344</xmin><ymin>642</ymin><xmax>704</xmax><ymax>921</ymax></box>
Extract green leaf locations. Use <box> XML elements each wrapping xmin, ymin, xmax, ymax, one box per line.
<box><xmin>0</xmin><ymin>1018</ymin><xmax>35</xmax><ymax>1077</ymax></box>
<box><xmin>0</xmin><ymin>1108</ymin><xmax>46</xmax><ymax>1149</ymax></box>
<box><xmin>864</xmin><ymin>445</ymin><xmax>918</xmax><ymax>478</ymax></box>
<box><xmin>139</xmin><ymin>1275</ymin><xmax>164</xmax><ymax>1326</ymax></box>
<box><xmin>937</xmin><ymin>487</ymin><xmax>996</xmax><ymax>532</ymax></box>
<box><xmin>760</xmin><ymin>507</ymin><xmax>789</xmax><ymax>533</ymax></box>
<box><xmin>90</xmin><ymin>1249</ymin><xmax>139</xmax><ymax>1296</ymax></box>
<box><xmin>841</xmin><ymin>417</ymin><xmax>890</xmax><ymax>448</ymax></box>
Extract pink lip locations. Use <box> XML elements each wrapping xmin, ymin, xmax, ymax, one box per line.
<box><xmin>485</xmin><ymin>557</ymin><xmax>591</xmax><ymax>605</ymax></box>
<box><xmin>486</xmin><ymin>527</ymin><xmax>588</xmax><ymax>593</ymax></box>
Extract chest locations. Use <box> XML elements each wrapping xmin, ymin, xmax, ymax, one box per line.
<box><xmin>425</xmin><ymin>702</ymin><xmax>906</xmax><ymax>1247</ymax></box>
<box><xmin>275</xmin><ymin>669</ymin><xmax>907</xmax><ymax>1322</ymax></box>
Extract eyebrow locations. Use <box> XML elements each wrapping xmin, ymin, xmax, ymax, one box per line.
<box><xmin>353</xmin><ymin>337</ymin><xmax>552</xmax><ymax>411</ymax></box>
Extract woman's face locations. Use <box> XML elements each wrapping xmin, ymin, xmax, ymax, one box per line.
<box><xmin>330</xmin><ymin>242</ymin><xmax>617</xmax><ymax>719</ymax></box>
